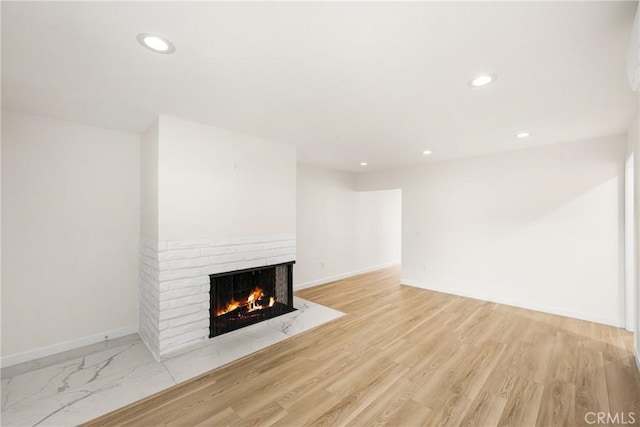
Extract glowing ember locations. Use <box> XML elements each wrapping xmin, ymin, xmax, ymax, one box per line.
<box><xmin>215</xmin><ymin>287</ymin><xmax>276</xmax><ymax>316</ymax></box>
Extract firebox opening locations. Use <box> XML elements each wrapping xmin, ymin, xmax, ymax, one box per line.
<box><xmin>209</xmin><ymin>262</ymin><xmax>295</xmax><ymax>338</ymax></box>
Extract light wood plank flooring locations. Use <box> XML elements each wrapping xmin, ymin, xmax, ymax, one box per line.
<box><xmin>86</xmin><ymin>266</ymin><xmax>640</xmax><ymax>426</ymax></box>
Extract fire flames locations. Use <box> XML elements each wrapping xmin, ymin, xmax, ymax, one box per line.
<box><xmin>216</xmin><ymin>287</ymin><xmax>276</xmax><ymax>316</ymax></box>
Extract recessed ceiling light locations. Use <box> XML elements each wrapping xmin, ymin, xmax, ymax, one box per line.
<box><xmin>360</xmin><ymin>162</ymin><xmax>368</xmax><ymax>166</ymax></box>
<box><xmin>137</xmin><ymin>33</ymin><xmax>175</xmax><ymax>54</ymax></box>
<box><xmin>515</xmin><ymin>131</ymin><xmax>531</xmax><ymax>138</ymax></box>
<box><xmin>469</xmin><ymin>74</ymin><xmax>496</xmax><ymax>88</ymax></box>
<box><xmin>422</xmin><ymin>150</ymin><xmax>432</xmax><ymax>156</ymax></box>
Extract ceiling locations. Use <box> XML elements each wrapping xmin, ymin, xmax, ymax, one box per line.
<box><xmin>2</xmin><ymin>1</ymin><xmax>638</xmax><ymax>172</ymax></box>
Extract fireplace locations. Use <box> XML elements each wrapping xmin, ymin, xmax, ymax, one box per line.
<box><xmin>138</xmin><ymin>234</ymin><xmax>296</xmax><ymax>359</ymax></box>
<box><xmin>209</xmin><ymin>262</ymin><xmax>295</xmax><ymax>337</ymax></box>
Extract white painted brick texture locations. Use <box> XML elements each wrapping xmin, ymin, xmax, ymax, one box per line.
<box><xmin>138</xmin><ymin>234</ymin><xmax>295</xmax><ymax>359</ymax></box>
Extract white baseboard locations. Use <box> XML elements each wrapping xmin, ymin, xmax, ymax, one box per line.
<box><xmin>294</xmin><ymin>261</ymin><xmax>400</xmax><ymax>291</ymax></box>
<box><xmin>401</xmin><ymin>279</ymin><xmax>624</xmax><ymax>328</ymax></box>
<box><xmin>1</xmin><ymin>325</ymin><xmax>138</xmax><ymax>368</ymax></box>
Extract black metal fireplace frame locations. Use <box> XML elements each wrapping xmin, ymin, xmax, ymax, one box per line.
<box><xmin>209</xmin><ymin>261</ymin><xmax>295</xmax><ymax>338</ymax></box>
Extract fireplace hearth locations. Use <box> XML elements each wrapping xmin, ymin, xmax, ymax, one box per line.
<box><xmin>209</xmin><ymin>262</ymin><xmax>295</xmax><ymax>337</ymax></box>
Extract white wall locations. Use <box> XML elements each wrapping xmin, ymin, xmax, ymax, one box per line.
<box><xmin>140</xmin><ymin>118</ymin><xmax>159</xmax><ymax>240</ymax></box>
<box><xmin>355</xmin><ymin>189</ymin><xmax>402</xmax><ymax>270</ymax></box>
<box><xmin>1</xmin><ymin>111</ymin><xmax>140</xmax><ymax>359</ymax></box>
<box><xmin>157</xmin><ymin>115</ymin><xmax>296</xmax><ymax>241</ymax></box>
<box><xmin>295</xmin><ymin>164</ymin><xmax>401</xmax><ymax>288</ymax></box>
<box><xmin>628</xmin><ymin>110</ymin><xmax>640</xmax><ymax>356</ymax></box>
<box><xmin>358</xmin><ymin>135</ymin><xmax>626</xmax><ymax>326</ymax></box>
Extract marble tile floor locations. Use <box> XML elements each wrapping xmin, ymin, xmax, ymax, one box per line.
<box><xmin>1</xmin><ymin>297</ymin><xmax>344</xmax><ymax>426</ymax></box>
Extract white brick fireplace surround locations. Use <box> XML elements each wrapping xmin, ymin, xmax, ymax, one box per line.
<box><xmin>138</xmin><ymin>234</ymin><xmax>296</xmax><ymax>359</ymax></box>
